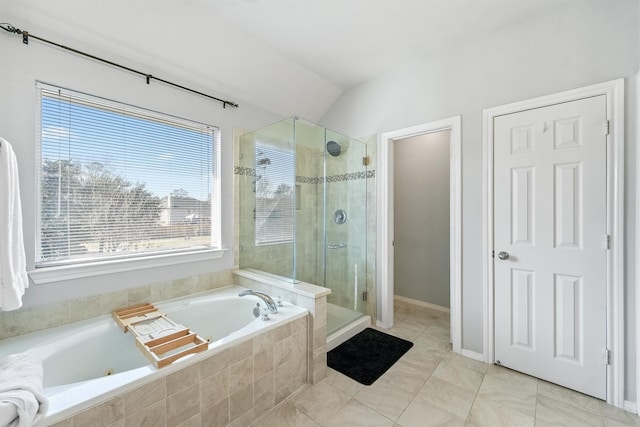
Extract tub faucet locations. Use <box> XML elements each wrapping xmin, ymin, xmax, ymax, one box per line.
<box><xmin>238</xmin><ymin>290</ymin><xmax>278</xmax><ymax>314</ymax></box>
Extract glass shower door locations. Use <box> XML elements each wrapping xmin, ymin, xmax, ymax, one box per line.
<box><xmin>323</xmin><ymin>130</ymin><xmax>368</xmax><ymax>334</ymax></box>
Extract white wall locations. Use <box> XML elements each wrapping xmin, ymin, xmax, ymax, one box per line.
<box><xmin>0</xmin><ymin>16</ymin><xmax>283</xmax><ymax>308</ymax></box>
<box><xmin>321</xmin><ymin>0</ymin><xmax>639</xmax><ymax>400</ymax></box>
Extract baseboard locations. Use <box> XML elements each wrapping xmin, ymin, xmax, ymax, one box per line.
<box><xmin>460</xmin><ymin>348</ymin><xmax>485</xmax><ymax>362</ymax></box>
<box><xmin>394</xmin><ymin>295</ymin><xmax>450</xmax><ymax>313</ymax></box>
<box><xmin>327</xmin><ymin>315</ymin><xmax>371</xmax><ymax>351</ymax></box>
<box><xmin>624</xmin><ymin>400</ymin><xmax>637</xmax><ymax>414</ymax></box>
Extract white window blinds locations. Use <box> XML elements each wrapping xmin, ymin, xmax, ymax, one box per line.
<box><xmin>254</xmin><ymin>143</ymin><xmax>295</xmax><ymax>245</ymax></box>
<box><xmin>37</xmin><ymin>83</ymin><xmax>218</xmax><ymax>267</ymax></box>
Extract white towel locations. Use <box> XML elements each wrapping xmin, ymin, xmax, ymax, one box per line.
<box><xmin>0</xmin><ymin>353</ymin><xmax>49</xmax><ymax>427</ymax></box>
<box><xmin>0</xmin><ymin>137</ymin><xmax>29</xmax><ymax>311</ymax></box>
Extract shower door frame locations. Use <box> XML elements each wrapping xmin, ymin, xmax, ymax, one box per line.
<box><xmin>378</xmin><ymin>116</ymin><xmax>462</xmax><ymax>355</ymax></box>
<box><xmin>320</xmin><ymin>130</ymin><xmax>368</xmax><ymax>317</ymax></box>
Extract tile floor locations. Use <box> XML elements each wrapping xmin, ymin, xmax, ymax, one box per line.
<box><xmin>251</xmin><ymin>299</ymin><xmax>640</xmax><ymax>427</ymax></box>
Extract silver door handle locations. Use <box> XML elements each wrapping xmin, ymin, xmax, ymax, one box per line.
<box><xmin>326</xmin><ymin>243</ymin><xmax>347</xmax><ymax>249</ymax></box>
<box><xmin>498</xmin><ymin>251</ymin><xmax>510</xmax><ymax>260</ymax></box>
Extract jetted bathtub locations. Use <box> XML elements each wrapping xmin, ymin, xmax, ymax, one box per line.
<box><xmin>0</xmin><ymin>285</ymin><xmax>308</xmax><ymax>424</ymax></box>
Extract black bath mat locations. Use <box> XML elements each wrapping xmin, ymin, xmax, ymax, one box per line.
<box><xmin>327</xmin><ymin>328</ymin><xmax>413</xmax><ymax>385</ymax></box>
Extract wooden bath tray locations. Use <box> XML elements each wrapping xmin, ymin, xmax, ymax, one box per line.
<box><xmin>112</xmin><ymin>303</ymin><xmax>208</xmax><ymax>368</ymax></box>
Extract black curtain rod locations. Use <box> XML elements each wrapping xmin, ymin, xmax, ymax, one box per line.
<box><xmin>0</xmin><ymin>23</ymin><xmax>239</xmax><ymax>109</ymax></box>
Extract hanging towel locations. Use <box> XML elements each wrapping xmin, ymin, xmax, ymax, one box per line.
<box><xmin>0</xmin><ymin>353</ymin><xmax>49</xmax><ymax>427</ymax></box>
<box><xmin>0</xmin><ymin>137</ymin><xmax>29</xmax><ymax>311</ymax></box>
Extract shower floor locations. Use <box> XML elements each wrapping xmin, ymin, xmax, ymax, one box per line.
<box><xmin>327</xmin><ymin>303</ymin><xmax>370</xmax><ymax>351</ymax></box>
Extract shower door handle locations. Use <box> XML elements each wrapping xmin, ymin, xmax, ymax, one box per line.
<box><xmin>326</xmin><ymin>243</ymin><xmax>347</xmax><ymax>249</ymax></box>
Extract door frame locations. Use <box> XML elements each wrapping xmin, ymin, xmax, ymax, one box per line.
<box><xmin>378</xmin><ymin>115</ymin><xmax>462</xmax><ymax>354</ymax></box>
<box><xmin>482</xmin><ymin>79</ymin><xmax>625</xmax><ymax>407</ymax></box>
<box><xmin>636</xmin><ymin>69</ymin><xmax>640</xmax><ymax>415</ymax></box>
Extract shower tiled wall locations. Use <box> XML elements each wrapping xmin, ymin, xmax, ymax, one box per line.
<box><xmin>234</xmin><ymin>122</ymin><xmax>377</xmax><ymax>323</ymax></box>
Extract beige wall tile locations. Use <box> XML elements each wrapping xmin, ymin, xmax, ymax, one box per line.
<box><xmin>127</xmin><ymin>286</ymin><xmax>151</xmax><ymax>305</ymax></box>
<box><xmin>166</xmin><ymin>383</ymin><xmax>200</xmax><ymax>427</ymax></box>
<box><xmin>313</xmin><ymin>324</ymin><xmax>326</xmax><ymax>349</ymax></box>
<box><xmin>229</xmin><ymin>383</ymin><xmax>254</xmax><ymax>422</ymax></box>
<box><xmin>229</xmin><ymin>357</ymin><xmax>254</xmax><ymax>395</ymax></box>
<box><xmin>254</xmin><ymin>347</ymin><xmax>274</xmax><ymax>380</ymax></box>
<box><xmin>199</xmin><ymin>349</ymin><xmax>229</xmax><ymax>378</ymax></box>
<box><xmin>73</xmin><ymin>396</ymin><xmax>124</xmax><ymax>427</ymax></box>
<box><xmin>124</xmin><ymin>400</ymin><xmax>165</xmax><ymax>427</ymax></box>
<box><xmin>175</xmin><ymin>413</ymin><xmax>200</xmax><ymax>427</ymax></box>
<box><xmin>229</xmin><ymin>408</ymin><xmax>254</xmax><ymax>427</ymax></box>
<box><xmin>123</xmin><ymin>378</ymin><xmax>166</xmax><ymax>416</ymax></box>
<box><xmin>270</xmin><ymin>323</ymin><xmax>292</xmax><ymax>343</ymax></box>
<box><xmin>228</xmin><ymin>339</ymin><xmax>253</xmax><ymax>361</ymax></box>
<box><xmin>254</xmin><ymin>370</ymin><xmax>275</xmax><ymax>418</ymax></box>
<box><xmin>200</xmin><ymin>369</ymin><xmax>228</xmax><ymax>409</ymax></box>
<box><xmin>167</xmin><ymin>363</ymin><xmax>200</xmax><ymax>395</ymax></box>
<box><xmin>291</xmin><ymin>316</ymin><xmax>307</xmax><ymax>333</ymax></box>
<box><xmin>274</xmin><ymin>359</ymin><xmax>295</xmax><ymax>405</ymax></box>
<box><xmin>201</xmin><ymin>397</ymin><xmax>229</xmax><ymax>427</ymax></box>
<box><xmin>49</xmin><ymin>418</ymin><xmax>73</xmax><ymax>427</ymax></box>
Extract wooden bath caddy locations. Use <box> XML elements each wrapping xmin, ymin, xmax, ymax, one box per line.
<box><xmin>112</xmin><ymin>303</ymin><xmax>208</xmax><ymax>368</ymax></box>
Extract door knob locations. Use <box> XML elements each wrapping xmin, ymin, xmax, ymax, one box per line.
<box><xmin>498</xmin><ymin>251</ymin><xmax>510</xmax><ymax>260</ymax></box>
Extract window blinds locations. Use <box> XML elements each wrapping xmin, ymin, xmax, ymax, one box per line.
<box><xmin>254</xmin><ymin>142</ymin><xmax>295</xmax><ymax>245</ymax></box>
<box><xmin>37</xmin><ymin>83</ymin><xmax>217</xmax><ymax>266</ymax></box>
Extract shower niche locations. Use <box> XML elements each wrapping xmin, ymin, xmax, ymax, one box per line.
<box><xmin>237</xmin><ymin>117</ymin><xmax>374</xmax><ymax>335</ymax></box>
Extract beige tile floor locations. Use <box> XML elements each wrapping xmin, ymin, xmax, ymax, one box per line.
<box><xmin>252</xmin><ymin>299</ymin><xmax>640</xmax><ymax>427</ymax></box>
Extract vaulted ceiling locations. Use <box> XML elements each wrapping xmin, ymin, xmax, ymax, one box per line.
<box><xmin>4</xmin><ymin>0</ymin><xmax>579</xmax><ymax>121</ymax></box>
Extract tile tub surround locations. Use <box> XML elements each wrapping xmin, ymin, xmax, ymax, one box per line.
<box><xmin>0</xmin><ymin>270</ymin><xmax>233</xmax><ymax>340</ymax></box>
<box><xmin>233</xmin><ymin>269</ymin><xmax>330</xmax><ymax>385</ymax></box>
<box><xmin>50</xmin><ymin>315</ymin><xmax>308</xmax><ymax>427</ymax></box>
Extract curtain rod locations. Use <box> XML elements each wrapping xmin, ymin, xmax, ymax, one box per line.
<box><xmin>0</xmin><ymin>23</ymin><xmax>239</xmax><ymax>109</ymax></box>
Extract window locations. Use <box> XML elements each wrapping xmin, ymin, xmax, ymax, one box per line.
<box><xmin>254</xmin><ymin>143</ymin><xmax>295</xmax><ymax>245</ymax></box>
<box><xmin>36</xmin><ymin>83</ymin><xmax>219</xmax><ymax>268</ymax></box>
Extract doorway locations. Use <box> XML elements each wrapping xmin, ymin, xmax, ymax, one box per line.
<box><xmin>482</xmin><ymin>79</ymin><xmax>624</xmax><ymax>406</ymax></box>
<box><xmin>394</xmin><ymin>131</ymin><xmax>451</xmax><ymax>310</ymax></box>
<box><xmin>378</xmin><ymin>116</ymin><xmax>462</xmax><ymax>354</ymax></box>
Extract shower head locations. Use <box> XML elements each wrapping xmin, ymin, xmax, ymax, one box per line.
<box><xmin>326</xmin><ymin>140</ymin><xmax>341</xmax><ymax>157</ymax></box>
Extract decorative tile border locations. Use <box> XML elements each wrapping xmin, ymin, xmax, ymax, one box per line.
<box><xmin>234</xmin><ymin>166</ymin><xmax>375</xmax><ymax>183</ymax></box>
<box><xmin>234</xmin><ymin>166</ymin><xmax>256</xmax><ymax>177</ymax></box>
<box><xmin>325</xmin><ymin>170</ymin><xmax>375</xmax><ymax>182</ymax></box>
<box><xmin>296</xmin><ymin>176</ymin><xmax>322</xmax><ymax>184</ymax></box>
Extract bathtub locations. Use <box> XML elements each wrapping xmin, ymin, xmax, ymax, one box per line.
<box><xmin>0</xmin><ymin>285</ymin><xmax>308</xmax><ymax>425</ymax></box>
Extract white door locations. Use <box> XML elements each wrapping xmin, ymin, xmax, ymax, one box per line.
<box><xmin>493</xmin><ymin>95</ymin><xmax>608</xmax><ymax>399</ymax></box>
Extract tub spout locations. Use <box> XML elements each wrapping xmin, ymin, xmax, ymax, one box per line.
<box><xmin>238</xmin><ymin>290</ymin><xmax>278</xmax><ymax>314</ymax></box>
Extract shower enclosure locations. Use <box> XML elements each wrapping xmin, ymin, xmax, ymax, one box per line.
<box><xmin>237</xmin><ymin>117</ymin><xmax>371</xmax><ymax>335</ymax></box>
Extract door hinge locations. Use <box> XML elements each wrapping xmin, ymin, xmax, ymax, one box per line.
<box><xmin>604</xmin><ymin>234</ymin><xmax>611</xmax><ymax>250</ymax></box>
<box><xmin>362</xmin><ymin>291</ymin><xmax>368</xmax><ymax>302</ymax></box>
<box><xmin>362</xmin><ymin>156</ymin><xmax>370</xmax><ymax>166</ymax></box>
<box><xmin>604</xmin><ymin>120</ymin><xmax>610</xmax><ymax>136</ymax></box>
<box><xmin>492</xmin><ymin>250</ymin><xmax>495</xmax><ymax>258</ymax></box>
<box><xmin>605</xmin><ymin>348</ymin><xmax>611</xmax><ymax>365</ymax></box>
